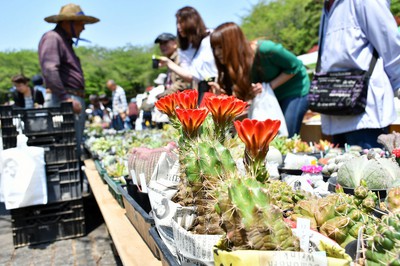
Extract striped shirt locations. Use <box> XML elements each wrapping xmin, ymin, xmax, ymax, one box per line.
<box><xmin>112</xmin><ymin>85</ymin><xmax>128</xmax><ymax>114</ymax></box>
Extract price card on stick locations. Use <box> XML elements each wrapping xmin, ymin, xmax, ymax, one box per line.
<box><xmin>130</xmin><ymin>169</ymin><xmax>138</xmax><ymax>186</ymax></box>
<box><xmin>297</xmin><ymin>218</ymin><xmax>311</xmax><ymax>252</ymax></box>
<box><xmin>139</xmin><ymin>173</ymin><xmax>148</xmax><ymax>193</ymax></box>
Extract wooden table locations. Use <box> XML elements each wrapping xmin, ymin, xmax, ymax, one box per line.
<box><xmin>84</xmin><ymin>159</ymin><xmax>161</xmax><ymax>266</ymax></box>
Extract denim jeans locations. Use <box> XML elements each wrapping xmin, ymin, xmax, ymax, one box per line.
<box><xmin>332</xmin><ymin>127</ymin><xmax>388</xmax><ymax>149</ymax></box>
<box><xmin>279</xmin><ymin>95</ymin><xmax>309</xmax><ymax>137</ymax></box>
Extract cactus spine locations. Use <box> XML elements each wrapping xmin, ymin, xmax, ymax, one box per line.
<box><xmin>215</xmin><ymin>175</ymin><xmax>300</xmax><ymax>251</ymax></box>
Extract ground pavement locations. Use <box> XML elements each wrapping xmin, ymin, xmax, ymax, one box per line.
<box><xmin>0</xmin><ymin>195</ymin><xmax>122</xmax><ymax>266</ymax></box>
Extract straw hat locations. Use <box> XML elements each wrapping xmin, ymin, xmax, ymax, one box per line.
<box><xmin>44</xmin><ymin>3</ymin><xmax>99</xmax><ymax>24</ymax></box>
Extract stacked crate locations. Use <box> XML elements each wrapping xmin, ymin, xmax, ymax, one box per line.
<box><xmin>0</xmin><ymin>102</ymin><xmax>85</xmax><ymax>247</ymax></box>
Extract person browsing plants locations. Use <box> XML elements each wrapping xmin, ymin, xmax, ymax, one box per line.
<box><xmin>209</xmin><ymin>22</ymin><xmax>310</xmax><ymax>137</ymax></box>
<box><xmin>153</xmin><ymin>32</ymin><xmax>190</xmax><ymax>98</ymax></box>
<box><xmin>311</xmin><ymin>0</ymin><xmax>400</xmax><ymax>149</ymax></box>
<box><xmin>158</xmin><ymin>6</ymin><xmax>218</xmax><ymax>105</ymax></box>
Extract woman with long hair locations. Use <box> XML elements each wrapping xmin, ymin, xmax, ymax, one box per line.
<box><xmin>159</xmin><ymin>6</ymin><xmax>217</xmax><ymax>102</ymax></box>
<box><xmin>209</xmin><ymin>22</ymin><xmax>310</xmax><ymax>137</ymax></box>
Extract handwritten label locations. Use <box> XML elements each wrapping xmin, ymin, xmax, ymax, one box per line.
<box><xmin>297</xmin><ymin>218</ymin><xmax>311</xmax><ymax>253</ymax></box>
<box><xmin>130</xmin><ymin>169</ymin><xmax>138</xmax><ymax>185</ymax></box>
<box><xmin>139</xmin><ymin>173</ymin><xmax>148</xmax><ymax>193</ymax></box>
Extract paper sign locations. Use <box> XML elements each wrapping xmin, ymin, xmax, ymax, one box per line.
<box><xmin>297</xmin><ymin>218</ymin><xmax>311</xmax><ymax>252</ymax></box>
<box><xmin>139</xmin><ymin>173</ymin><xmax>148</xmax><ymax>193</ymax></box>
<box><xmin>258</xmin><ymin>251</ymin><xmax>328</xmax><ymax>266</ymax></box>
<box><xmin>130</xmin><ymin>169</ymin><xmax>138</xmax><ymax>185</ymax></box>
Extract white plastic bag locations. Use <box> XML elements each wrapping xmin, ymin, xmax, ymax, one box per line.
<box><xmin>249</xmin><ymin>82</ymin><xmax>289</xmax><ymax>136</ymax></box>
<box><xmin>0</xmin><ymin>133</ymin><xmax>47</xmax><ymax>209</ymax></box>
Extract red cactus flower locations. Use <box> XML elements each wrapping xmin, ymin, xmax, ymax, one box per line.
<box><xmin>175</xmin><ymin>90</ymin><xmax>198</xmax><ymax>109</ymax></box>
<box><xmin>199</xmin><ymin>92</ymin><xmax>214</xmax><ymax>109</ymax></box>
<box><xmin>234</xmin><ymin>118</ymin><xmax>281</xmax><ymax>161</ymax></box>
<box><xmin>155</xmin><ymin>94</ymin><xmax>176</xmax><ymax>117</ymax></box>
<box><xmin>234</xmin><ymin>118</ymin><xmax>280</xmax><ymax>182</ymax></box>
<box><xmin>392</xmin><ymin>148</ymin><xmax>400</xmax><ymax>158</ymax></box>
<box><xmin>175</xmin><ymin>108</ymin><xmax>209</xmax><ymax>138</ymax></box>
<box><xmin>392</xmin><ymin>148</ymin><xmax>400</xmax><ymax>166</ymax></box>
<box><xmin>205</xmin><ymin>95</ymin><xmax>247</xmax><ymax>125</ymax></box>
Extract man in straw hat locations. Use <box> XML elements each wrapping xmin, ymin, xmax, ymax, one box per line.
<box><xmin>38</xmin><ymin>3</ymin><xmax>99</xmax><ymax>156</ymax></box>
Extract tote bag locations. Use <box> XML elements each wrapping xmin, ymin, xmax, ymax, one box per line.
<box><xmin>249</xmin><ymin>83</ymin><xmax>289</xmax><ymax>136</ymax></box>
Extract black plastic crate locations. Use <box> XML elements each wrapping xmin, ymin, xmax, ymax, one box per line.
<box><xmin>19</xmin><ymin>104</ymin><xmax>74</xmax><ymax>135</ymax></box>
<box><xmin>2</xmin><ymin>135</ymin><xmax>17</xmax><ymax>149</ymax></box>
<box><xmin>149</xmin><ymin>227</ymin><xmax>180</xmax><ymax>266</ymax></box>
<box><xmin>46</xmin><ymin>161</ymin><xmax>81</xmax><ymax>203</ymax></box>
<box><xmin>118</xmin><ymin>185</ymin><xmax>159</xmax><ymax>259</ymax></box>
<box><xmin>0</xmin><ymin>102</ymin><xmax>75</xmax><ymax>143</ymax></box>
<box><xmin>27</xmin><ymin>130</ymin><xmax>76</xmax><ymax>145</ymax></box>
<box><xmin>42</xmin><ymin>143</ymin><xmax>78</xmax><ymax>165</ymax></box>
<box><xmin>11</xmin><ymin>199</ymin><xmax>85</xmax><ymax>248</ymax></box>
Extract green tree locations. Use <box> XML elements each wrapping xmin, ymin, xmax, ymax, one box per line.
<box><xmin>76</xmin><ymin>44</ymin><xmax>162</xmax><ymax>101</ymax></box>
<box><xmin>392</xmin><ymin>0</ymin><xmax>400</xmax><ymax>17</ymax></box>
<box><xmin>0</xmin><ymin>50</ymin><xmax>41</xmax><ymax>102</ymax></box>
<box><xmin>241</xmin><ymin>0</ymin><xmax>323</xmax><ymax>55</ymax></box>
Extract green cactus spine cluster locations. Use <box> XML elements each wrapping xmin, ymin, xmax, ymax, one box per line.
<box><xmin>215</xmin><ymin>176</ymin><xmax>300</xmax><ymax>251</ymax></box>
<box><xmin>173</xmin><ymin>137</ymin><xmax>237</xmax><ymax>235</ymax></box>
<box><xmin>264</xmin><ymin>180</ymin><xmax>311</xmax><ymax>211</ymax></box>
<box><xmin>290</xmin><ymin>184</ymin><xmax>379</xmax><ymax>247</ymax></box>
<box><xmin>363</xmin><ymin>213</ymin><xmax>400</xmax><ymax>265</ymax></box>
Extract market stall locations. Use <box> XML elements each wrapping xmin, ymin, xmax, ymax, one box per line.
<box><xmin>4</xmin><ymin>90</ymin><xmax>400</xmax><ymax>266</ymax></box>
<box><xmin>84</xmin><ymin>90</ymin><xmax>400</xmax><ymax>266</ymax></box>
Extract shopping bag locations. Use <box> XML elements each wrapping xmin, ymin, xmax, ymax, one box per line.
<box><xmin>249</xmin><ymin>82</ymin><xmax>289</xmax><ymax>136</ymax></box>
<box><xmin>0</xmin><ymin>133</ymin><xmax>47</xmax><ymax>209</ymax></box>
<box><xmin>308</xmin><ymin>70</ymin><xmax>369</xmax><ymax>115</ymax></box>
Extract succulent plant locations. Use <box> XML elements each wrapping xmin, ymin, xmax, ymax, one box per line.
<box><xmin>337</xmin><ymin>155</ymin><xmax>400</xmax><ymax>189</ymax></box>
<box><xmin>234</xmin><ymin>118</ymin><xmax>281</xmax><ymax>182</ymax></box>
<box><xmin>363</xmin><ymin>213</ymin><xmax>400</xmax><ymax>265</ymax></box>
<box><xmin>215</xmin><ymin>175</ymin><xmax>300</xmax><ymax>251</ymax></box>
<box><xmin>385</xmin><ymin>186</ymin><xmax>400</xmax><ymax>214</ymax></box>
<box><xmin>377</xmin><ymin>131</ymin><xmax>400</xmax><ymax>154</ymax></box>
<box><xmin>171</xmin><ymin>136</ymin><xmax>238</xmax><ymax>234</ymax></box>
<box><xmin>290</xmin><ymin>184</ymin><xmax>379</xmax><ymax>247</ymax></box>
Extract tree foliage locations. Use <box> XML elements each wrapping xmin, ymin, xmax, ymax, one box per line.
<box><xmin>241</xmin><ymin>0</ymin><xmax>323</xmax><ymax>55</ymax></box>
<box><xmin>0</xmin><ymin>45</ymin><xmax>161</xmax><ymax>103</ymax></box>
<box><xmin>241</xmin><ymin>0</ymin><xmax>399</xmax><ymax>55</ymax></box>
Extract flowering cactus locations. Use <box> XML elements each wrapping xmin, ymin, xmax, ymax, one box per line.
<box><xmin>234</xmin><ymin>118</ymin><xmax>281</xmax><ymax>182</ymax></box>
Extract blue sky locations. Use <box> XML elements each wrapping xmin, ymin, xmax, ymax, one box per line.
<box><xmin>0</xmin><ymin>0</ymin><xmax>260</xmax><ymax>52</ymax></box>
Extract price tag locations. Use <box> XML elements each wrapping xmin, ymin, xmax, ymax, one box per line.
<box><xmin>139</xmin><ymin>173</ymin><xmax>148</xmax><ymax>193</ymax></box>
<box><xmin>130</xmin><ymin>169</ymin><xmax>138</xmax><ymax>185</ymax></box>
<box><xmin>297</xmin><ymin>218</ymin><xmax>311</xmax><ymax>252</ymax></box>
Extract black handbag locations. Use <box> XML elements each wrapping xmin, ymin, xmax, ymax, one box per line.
<box><xmin>308</xmin><ymin>18</ymin><xmax>378</xmax><ymax>115</ymax></box>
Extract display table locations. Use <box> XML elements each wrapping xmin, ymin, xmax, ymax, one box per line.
<box><xmin>84</xmin><ymin>159</ymin><xmax>161</xmax><ymax>266</ymax></box>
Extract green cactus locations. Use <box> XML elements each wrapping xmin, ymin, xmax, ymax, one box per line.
<box><xmin>290</xmin><ymin>187</ymin><xmax>379</xmax><ymax>247</ymax></box>
<box><xmin>215</xmin><ymin>175</ymin><xmax>300</xmax><ymax>251</ymax></box>
<box><xmin>172</xmin><ymin>137</ymin><xmax>237</xmax><ymax>235</ymax></box>
<box><xmin>363</xmin><ymin>213</ymin><xmax>400</xmax><ymax>265</ymax></box>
